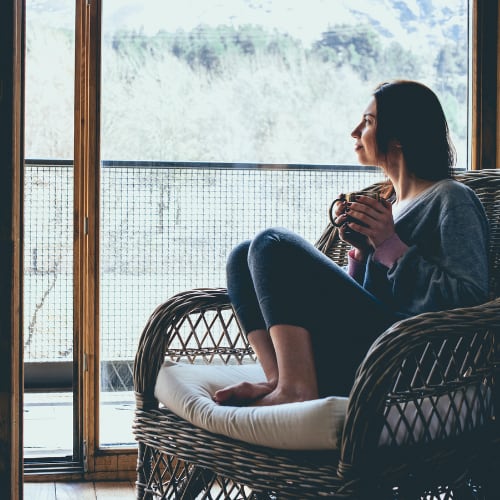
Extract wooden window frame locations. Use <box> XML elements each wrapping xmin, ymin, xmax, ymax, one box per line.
<box><xmin>1</xmin><ymin>0</ymin><xmax>24</xmax><ymax>496</ymax></box>
<box><xmin>471</xmin><ymin>0</ymin><xmax>500</xmax><ymax>169</ymax></box>
<box><xmin>73</xmin><ymin>0</ymin><xmax>137</xmax><ymax>481</ymax></box>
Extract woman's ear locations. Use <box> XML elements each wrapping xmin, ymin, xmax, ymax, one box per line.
<box><xmin>388</xmin><ymin>139</ymin><xmax>403</xmax><ymax>152</ymax></box>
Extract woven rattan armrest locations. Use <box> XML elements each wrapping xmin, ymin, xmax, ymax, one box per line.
<box><xmin>134</xmin><ymin>287</ymin><xmax>249</xmax><ymax>408</ymax></box>
<box><xmin>338</xmin><ymin>297</ymin><xmax>500</xmax><ymax>480</ymax></box>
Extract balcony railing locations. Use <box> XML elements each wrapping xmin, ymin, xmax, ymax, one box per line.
<box><xmin>24</xmin><ymin>159</ymin><xmax>385</xmax><ymax>390</ymax></box>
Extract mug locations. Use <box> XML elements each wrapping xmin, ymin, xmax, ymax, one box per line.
<box><xmin>329</xmin><ymin>192</ymin><xmax>383</xmax><ymax>235</ymax></box>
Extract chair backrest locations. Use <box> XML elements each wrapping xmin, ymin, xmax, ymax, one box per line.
<box><xmin>315</xmin><ymin>169</ymin><xmax>500</xmax><ymax>299</ymax></box>
<box><xmin>455</xmin><ymin>170</ymin><xmax>500</xmax><ymax>299</ymax></box>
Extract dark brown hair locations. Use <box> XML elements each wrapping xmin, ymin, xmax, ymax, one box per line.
<box><xmin>373</xmin><ymin>80</ymin><xmax>456</xmax><ymax>183</ymax></box>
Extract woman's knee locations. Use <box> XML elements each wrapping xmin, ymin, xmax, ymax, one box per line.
<box><xmin>248</xmin><ymin>227</ymin><xmax>293</xmax><ymax>258</ymax></box>
<box><xmin>226</xmin><ymin>240</ymin><xmax>251</xmax><ymax>276</ymax></box>
<box><xmin>227</xmin><ymin>230</ymin><xmax>290</xmax><ymax>279</ymax></box>
<box><xmin>248</xmin><ymin>228</ymin><xmax>313</xmax><ymax>271</ymax></box>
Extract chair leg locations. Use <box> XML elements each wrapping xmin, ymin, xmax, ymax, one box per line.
<box><xmin>177</xmin><ymin>466</ymin><xmax>217</xmax><ymax>499</ymax></box>
<box><xmin>136</xmin><ymin>442</ymin><xmax>151</xmax><ymax>500</ymax></box>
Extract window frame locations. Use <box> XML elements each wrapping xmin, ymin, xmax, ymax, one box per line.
<box><xmin>471</xmin><ymin>0</ymin><xmax>500</xmax><ymax>170</ymax></box>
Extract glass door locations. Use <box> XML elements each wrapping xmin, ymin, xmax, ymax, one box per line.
<box><xmin>23</xmin><ymin>0</ymin><xmax>78</xmax><ymax>466</ymax></box>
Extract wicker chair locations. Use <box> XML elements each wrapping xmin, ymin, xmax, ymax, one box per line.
<box><xmin>134</xmin><ymin>169</ymin><xmax>500</xmax><ymax>499</ymax></box>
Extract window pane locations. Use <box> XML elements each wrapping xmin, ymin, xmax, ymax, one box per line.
<box><xmin>99</xmin><ymin>0</ymin><xmax>469</xmax><ymax>446</ymax></box>
<box><xmin>101</xmin><ymin>0</ymin><xmax>468</xmax><ymax>166</ymax></box>
<box><xmin>24</xmin><ymin>0</ymin><xmax>75</xmax><ymax>458</ymax></box>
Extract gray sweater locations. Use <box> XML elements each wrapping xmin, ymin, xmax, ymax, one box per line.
<box><xmin>362</xmin><ymin>179</ymin><xmax>489</xmax><ymax>317</ymax></box>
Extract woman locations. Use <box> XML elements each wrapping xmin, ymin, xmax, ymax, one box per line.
<box><xmin>214</xmin><ymin>80</ymin><xmax>489</xmax><ymax>406</ymax></box>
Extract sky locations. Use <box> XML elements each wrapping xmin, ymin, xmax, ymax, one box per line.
<box><xmin>103</xmin><ymin>0</ymin><xmax>358</xmax><ymax>43</ymax></box>
<box><xmin>100</xmin><ymin>0</ymin><xmax>466</xmax><ymax>47</ymax></box>
<box><xmin>28</xmin><ymin>0</ymin><xmax>467</xmax><ymax>49</ymax></box>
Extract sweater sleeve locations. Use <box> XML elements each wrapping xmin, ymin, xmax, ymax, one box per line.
<box><xmin>373</xmin><ymin>233</ymin><xmax>409</xmax><ymax>268</ymax></box>
<box><xmin>385</xmin><ymin>201</ymin><xmax>489</xmax><ymax>315</ymax></box>
<box><xmin>363</xmin><ymin>182</ymin><xmax>490</xmax><ymax>316</ymax></box>
<box><xmin>347</xmin><ymin>248</ymin><xmax>367</xmax><ymax>284</ymax></box>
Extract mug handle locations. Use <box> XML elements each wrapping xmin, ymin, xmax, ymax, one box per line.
<box><xmin>329</xmin><ymin>196</ymin><xmax>346</xmax><ymax>227</ymax></box>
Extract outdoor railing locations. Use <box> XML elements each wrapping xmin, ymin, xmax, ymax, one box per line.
<box><xmin>24</xmin><ymin>159</ymin><xmax>384</xmax><ymax>390</ymax></box>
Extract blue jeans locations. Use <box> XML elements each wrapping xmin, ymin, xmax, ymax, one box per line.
<box><xmin>226</xmin><ymin>227</ymin><xmax>400</xmax><ymax>397</ymax></box>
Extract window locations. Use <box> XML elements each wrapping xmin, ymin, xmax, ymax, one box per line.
<box><xmin>98</xmin><ymin>0</ymin><xmax>470</xmax><ymax>447</ymax></box>
<box><xmin>101</xmin><ymin>0</ymin><xmax>469</xmax><ymax>166</ymax></box>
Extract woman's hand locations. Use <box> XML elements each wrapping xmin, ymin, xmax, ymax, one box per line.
<box><xmin>341</xmin><ymin>195</ymin><xmax>395</xmax><ymax>249</ymax></box>
<box><xmin>332</xmin><ymin>197</ymin><xmax>369</xmax><ymax>260</ymax></box>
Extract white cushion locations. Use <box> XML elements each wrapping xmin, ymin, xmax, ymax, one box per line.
<box><xmin>154</xmin><ymin>361</ymin><xmax>348</xmax><ymax>450</ymax></box>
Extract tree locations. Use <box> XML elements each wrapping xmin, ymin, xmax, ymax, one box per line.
<box><xmin>312</xmin><ymin>24</ymin><xmax>382</xmax><ymax>80</ymax></box>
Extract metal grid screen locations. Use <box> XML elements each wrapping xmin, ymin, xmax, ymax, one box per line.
<box><xmin>99</xmin><ymin>163</ymin><xmax>384</xmax><ymax>363</ymax></box>
<box><xmin>23</xmin><ymin>161</ymin><xmax>384</xmax><ymax>366</ymax></box>
<box><xmin>24</xmin><ymin>162</ymin><xmax>73</xmax><ymax>361</ymax></box>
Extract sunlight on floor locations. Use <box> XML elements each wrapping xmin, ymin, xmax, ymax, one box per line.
<box><xmin>24</xmin><ymin>391</ymin><xmax>136</xmax><ymax>457</ymax></box>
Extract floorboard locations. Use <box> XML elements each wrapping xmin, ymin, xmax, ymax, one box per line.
<box><xmin>23</xmin><ymin>481</ymin><xmax>136</xmax><ymax>500</ymax></box>
<box><xmin>94</xmin><ymin>481</ymin><xmax>135</xmax><ymax>499</ymax></box>
<box><xmin>54</xmin><ymin>482</ymin><xmax>96</xmax><ymax>500</ymax></box>
<box><xmin>24</xmin><ymin>482</ymin><xmax>56</xmax><ymax>500</ymax></box>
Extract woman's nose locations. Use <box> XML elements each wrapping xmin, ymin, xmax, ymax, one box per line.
<box><xmin>351</xmin><ymin>125</ymin><xmax>360</xmax><ymax>138</ymax></box>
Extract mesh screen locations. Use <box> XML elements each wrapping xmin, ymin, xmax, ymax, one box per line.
<box><xmin>23</xmin><ymin>161</ymin><xmax>384</xmax><ymax>362</ymax></box>
<box><xmin>99</xmin><ymin>162</ymin><xmax>384</xmax><ymax>361</ymax></box>
<box><xmin>24</xmin><ymin>162</ymin><xmax>73</xmax><ymax>361</ymax></box>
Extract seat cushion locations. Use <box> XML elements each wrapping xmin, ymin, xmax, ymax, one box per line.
<box><xmin>154</xmin><ymin>361</ymin><xmax>349</xmax><ymax>450</ymax></box>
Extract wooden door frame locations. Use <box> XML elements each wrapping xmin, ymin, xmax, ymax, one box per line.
<box><xmin>74</xmin><ymin>0</ymin><xmax>102</xmax><ymax>476</ymax></box>
<box><xmin>1</xmin><ymin>0</ymin><xmax>24</xmax><ymax>497</ymax></box>
<box><xmin>74</xmin><ymin>0</ymin><xmax>137</xmax><ymax>479</ymax></box>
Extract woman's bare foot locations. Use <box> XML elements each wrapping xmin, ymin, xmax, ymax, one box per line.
<box><xmin>213</xmin><ymin>380</ymin><xmax>276</xmax><ymax>406</ymax></box>
<box><xmin>254</xmin><ymin>386</ymin><xmax>318</xmax><ymax>406</ymax></box>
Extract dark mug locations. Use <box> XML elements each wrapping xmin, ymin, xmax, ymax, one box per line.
<box><xmin>329</xmin><ymin>192</ymin><xmax>383</xmax><ymax>241</ymax></box>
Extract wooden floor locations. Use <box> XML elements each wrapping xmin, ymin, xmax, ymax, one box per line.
<box><xmin>24</xmin><ymin>481</ymin><xmax>136</xmax><ymax>499</ymax></box>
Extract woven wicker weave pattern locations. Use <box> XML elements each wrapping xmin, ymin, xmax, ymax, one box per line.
<box><xmin>134</xmin><ymin>169</ymin><xmax>500</xmax><ymax>499</ymax></box>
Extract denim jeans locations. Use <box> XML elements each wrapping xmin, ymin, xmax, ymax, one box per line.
<box><xmin>226</xmin><ymin>227</ymin><xmax>400</xmax><ymax>396</ymax></box>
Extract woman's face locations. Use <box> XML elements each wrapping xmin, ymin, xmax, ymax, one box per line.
<box><xmin>351</xmin><ymin>97</ymin><xmax>379</xmax><ymax>166</ymax></box>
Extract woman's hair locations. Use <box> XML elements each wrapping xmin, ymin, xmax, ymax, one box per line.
<box><xmin>373</xmin><ymin>80</ymin><xmax>456</xmax><ymax>181</ymax></box>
